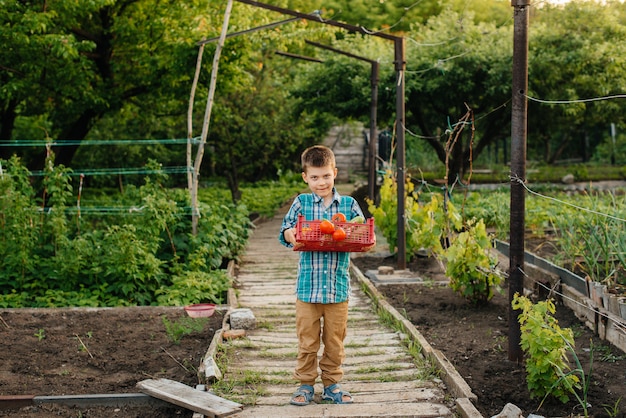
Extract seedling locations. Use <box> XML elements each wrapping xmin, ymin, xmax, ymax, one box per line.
<box><xmin>602</xmin><ymin>397</ymin><xmax>622</xmax><ymax>418</ymax></box>
<box><xmin>34</xmin><ymin>329</ymin><xmax>45</xmax><ymax>341</ymax></box>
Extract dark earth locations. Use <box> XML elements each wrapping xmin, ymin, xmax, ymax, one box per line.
<box><xmin>0</xmin><ymin>307</ymin><xmax>223</xmax><ymax>417</ymax></box>
<box><xmin>351</xmin><ymin>251</ymin><xmax>626</xmax><ymax>418</ymax></box>
<box><xmin>1</xmin><ymin>250</ymin><xmax>625</xmax><ymax>417</ymax></box>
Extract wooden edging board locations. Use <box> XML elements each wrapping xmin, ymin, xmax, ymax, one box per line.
<box><xmin>137</xmin><ymin>378</ymin><xmax>242</xmax><ymax>418</ymax></box>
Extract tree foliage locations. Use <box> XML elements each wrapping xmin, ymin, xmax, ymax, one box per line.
<box><xmin>291</xmin><ymin>0</ymin><xmax>626</xmax><ymax>181</ymax></box>
<box><xmin>0</xmin><ymin>156</ymin><xmax>252</xmax><ymax>307</ymax></box>
<box><xmin>2</xmin><ymin>0</ymin><xmax>626</xmax><ymax>190</ymax></box>
<box><xmin>527</xmin><ymin>0</ymin><xmax>626</xmax><ymax>163</ymax></box>
<box><xmin>1</xmin><ymin>0</ymin><xmax>209</xmax><ymax>169</ymax></box>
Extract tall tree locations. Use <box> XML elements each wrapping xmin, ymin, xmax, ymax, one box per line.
<box><xmin>291</xmin><ymin>10</ymin><xmax>514</xmax><ymax>184</ymax></box>
<box><xmin>0</xmin><ymin>0</ymin><xmax>212</xmax><ymax>168</ymax></box>
<box><xmin>289</xmin><ymin>0</ymin><xmax>626</xmax><ymax>181</ymax></box>
<box><xmin>526</xmin><ymin>0</ymin><xmax>626</xmax><ymax>163</ymax></box>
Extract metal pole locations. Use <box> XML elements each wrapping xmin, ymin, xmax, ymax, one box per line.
<box><xmin>197</xmin><ymin>18</ymin><xmax>300</xmax><ymax>45</ymax></box>
<box><xmin>369</xmin><ymin>61</ymin><xmax>379</xmax><ymax>202</ymax></box>
<box><xmin>395</xmin><ymin>38</ymin><xmax>406</xmax><ymax>270</ymax></box>
<box><xmin>304</xmin><ymin>40</ymin><xmax>379</xmax><ymax>201</ymax></box>
<box><xmin>509</xmin><ymin>0</ymin><xmax>530</xmax><ymax>363</ymax></box>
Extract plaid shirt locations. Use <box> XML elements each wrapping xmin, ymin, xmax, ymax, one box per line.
<box><xmin>279</xmin><ymin>189</ymin><xmax>364</xmax><ymax>304</ymax></box>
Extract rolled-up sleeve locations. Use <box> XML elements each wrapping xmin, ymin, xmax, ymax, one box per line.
<box><xmin>278</xmin><ymin>196</ymin><xmax>301</xmax><ymax>248</ymax></box>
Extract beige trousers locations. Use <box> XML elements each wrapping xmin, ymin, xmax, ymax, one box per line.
<box><xmin>294</xmin><ymin>299</ymin><xmax>349</xmax><ymax>387</ymax></box>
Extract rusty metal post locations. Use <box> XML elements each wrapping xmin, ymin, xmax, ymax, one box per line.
<box><xmin>369</xmin><ymin>61</ymin><xmax>379</xmax><ymax>202</ymax></box>
<box><xmin>509</xmin><ymin>0</ymin><xmax>530</xmax><ymax>363</ymax></box>
<box><xmin>395</xmin><ymin>37</ymin><xmax>406</xmax><ymax>270</ymax></box>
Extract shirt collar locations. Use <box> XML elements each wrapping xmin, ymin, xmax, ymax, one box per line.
<box><xmin>311</xmin><ymin>188</ymin><xmax>341</xmax><ymax>205</ymax></box>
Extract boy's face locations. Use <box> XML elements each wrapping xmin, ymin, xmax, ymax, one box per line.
<box><xmin>302</xmin><ymin>165</ymin><xmax>337</xmax><ymax>199</ymax></box>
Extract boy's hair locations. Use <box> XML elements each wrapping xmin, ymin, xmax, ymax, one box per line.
<box><xmin>301</xmin><ymin>145</ymin><xmax>336</xmax><ymax>172</ymax></box>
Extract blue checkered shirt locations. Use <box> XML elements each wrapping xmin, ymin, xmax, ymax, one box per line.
<box><xmin>278</xmin><ymin>189</ymin><xmax>364</xmax><ymax>304</ymax></box>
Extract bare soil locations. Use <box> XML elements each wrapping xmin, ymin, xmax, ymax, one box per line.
<box><xmin>351</xmin><ymin>253</ymin><xmax>626</xmax><ymax>418</ymax></box>
<box><xmin>0</xmin><ymin>307</ymin><xmax>223</xmax><ymax>417</ymax></box>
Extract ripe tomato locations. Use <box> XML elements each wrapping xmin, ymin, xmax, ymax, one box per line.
<box><xmin>332</xmin><ymin>213</ymin><xmax>347</xmax><ymax>223</ymax></box>
<box><xmin>332</xmin><ymin>227</ymin><xmax>347</xmax><ymax>241</ymax></box>
<box><xmin>319</xmin><ymin>220</ymin><xmax>335</xmax><ymax>234</ymax></box>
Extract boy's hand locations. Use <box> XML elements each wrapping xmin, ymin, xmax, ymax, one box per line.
<box><xmin>284</xmin><ymin>228</ymin><xmax>297</xmax><ymax>245</ymax></box>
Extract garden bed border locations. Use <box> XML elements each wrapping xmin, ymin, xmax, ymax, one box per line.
<box><xmin>494</xmin><ymin>240</ymin><xmax>626</xmax><ymax>354</ymax></box>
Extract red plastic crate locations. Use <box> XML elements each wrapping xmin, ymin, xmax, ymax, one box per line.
<box><xmin>294</xmin><ymin>214</ymin><xmax>376</xmax><ymax>252</ymax></box>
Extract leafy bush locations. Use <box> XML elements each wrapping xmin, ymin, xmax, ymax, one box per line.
<box><xmin>443</xmin><ymin>219</ymin><xmax>502</xmax><ymax>305</ymax></box>
<box><xmin>0</xmin><ymin>156</ymin><xmax>253</xmax><ymax>307</ymax></box>
<box><xmin>156</xmin><ymin>270</ymin><xmax>231</xmax><ymax>306</ymax></box>
<box><xmin>512</xmin><ymin>294</ymin><xmax>580</xmax><ymax>403</ymax></box>
<box><xmin>368</xmin><ymin>171</ymin><xmax>500</xmax><ymax>304</ymax></box>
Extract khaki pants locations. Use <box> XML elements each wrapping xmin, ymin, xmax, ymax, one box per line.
<box><xmin>294</xmin><ymin>299</ymin><xmax>349</xmax><ymax>387</ymax></box>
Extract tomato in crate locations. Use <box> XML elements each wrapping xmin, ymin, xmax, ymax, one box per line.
<box><xmin>294</xmin><ymin>214</ymin><xmax>375</xmax><ymax>252</ymax></box>
<box><xmin>319</xmin><ymin>220</ymin><xmax>335</xmax><ymax>234</ymax></box>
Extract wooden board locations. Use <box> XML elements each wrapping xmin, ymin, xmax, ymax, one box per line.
<box><xmin>137</xmin><ymin>379</ymin><xmax>242</xmax><ymax>417</ymax></box>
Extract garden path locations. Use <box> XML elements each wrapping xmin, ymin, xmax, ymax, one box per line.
<box><xmin>221</xmin><ymin>202</ymin><xmax>480</xmax><ymax>418</ymax></box>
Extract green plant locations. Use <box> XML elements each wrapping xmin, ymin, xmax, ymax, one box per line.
<box><xmin>367</xmin><ymin>171</ymin><xmax>462</xmax><ymax>263</ymax></box>
<box><xmin>512</xmin><ymin>294</ymin><xmax>584</xmax><ymax>407</ymax></box>
<box><xmin>34</xmin><ymin>328</ymin><xmax>45</xmax><ymax>341</ymax></box>
<box><xmin>602</xmin><ymin>397</ymin><xmax>622</xmax><ymax>418</ymax></box>
<box><xmin>597</xmin><ymin>344</ymin><xmax>625</xmax><ymax>363</ymax></box>
<box><xmin>366</xmin><ymin>172</ymin><xmax>400</xmax><ymax>255</ymax></box>
<box><xmin>161</xmin><ymin>315</ymin><xmax>208</xmax><ymax>344</ymax></box>
<box><xmin>443</xmin><ymin>219</ymin><xmax>502</xmax><ymax>305</ymax></box>
<box><xmin>0</xmin><ymin>157</ymin><xmax>258</xmax><ymax>308</ymax></box>
<box><xmin>75</xmin><ymin>334</ymin><xmax>94</xmax><ymax>358</ymax></box>
<box><xmin>368</xmin><ymin>172</ymin><xmax>503</xmax><ymax>305</ymax></box>
<box><xmin>156</xmin><ymin>270</ymin><xmax>230</xmax><ymax>306</ymax></box>
<box><xmin>408</xmin><ymin>192</ymin><xmax>462</xmax><ymax>259</ymax></box>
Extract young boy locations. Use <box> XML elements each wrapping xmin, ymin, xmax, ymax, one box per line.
<box><xmin>279</xmin><ymin>145</ymin><xmax>364</xmax><ymax>406</ymax></box>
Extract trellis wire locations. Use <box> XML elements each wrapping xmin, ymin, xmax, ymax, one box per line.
<box><xmin>475</xmin><ymin>264</ymin><xmax>626</xmax><ymax>336</ymax></box>
<box><xmin>511</xmin><ymin>175</ymin><xmax>626</xmax><ymax>224</ymax></box>
<box><xmin>0</xmin><ymin>138</ymin><xmax>201</xmax><ymax>147</ymax></box>
<box><xmin>0</xmin><ymin>138</ymin><xmax>196</xmax><ymax>215</ymax></box>
<box><xmin>29</xmin><ymin>166</ymin><xmax>191</xmax><ymax>177</ymax></box>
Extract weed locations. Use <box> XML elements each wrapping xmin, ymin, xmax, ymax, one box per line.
<box><xmin>229</xmin><ymin>338</ymin><xmax>255</xmax><ymax>349</ymax></box>
<box><xmin>344</xmin><ymin>339</ymin><xmax>370</xmax><ymax>349</ymax></box>
<box><xmin>597</xmin><ymin>344</ymin><xmax>625</xmax><ymax>363</ymax></box>
<box><xmin>258</xmin><ymin>350</ymin><xmax>297</xmax><ymax>359</ymax></box>
<box><xmin>211</xmin><ymin>369</ymin><xmax>265</xmax><ymax>405</ymax></box>
<box><xmin>353</xmin><ymin>348</ymin><xmax>386</xmax><ymax>356</ymax></box>
<box><xmin>421</xmin><ymin>278</ymin><xmax>435</xmax><ymax>288</ymax></box>
<box><xmin>161</xmin><ymin>315</ymin><xmax>208</xmax><ymax>344</ymax></box>
<box><xmin>256</xmin><ymin>320</ymin><xmax>274</xmax><ymax>331</ymax></box>
<box><xmin>34</xmin><ymin>328</ymin><xmax>45</xmax><ymax>341</ymax></box>
<box><xmin>492</xmin><ymin>335</ymin><xmax>507</xmax><ymax>353</ymax></box>
<box><xmin>602</xmin><ymin>397</ymin><xmax>622</xmax><ymax>418</ymax></box>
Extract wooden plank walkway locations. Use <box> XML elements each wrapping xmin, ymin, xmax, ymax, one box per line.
<box><xmin>219</xmin><ymin>205</ymin><xmax>481</xmax><ymax>418</ymax></box>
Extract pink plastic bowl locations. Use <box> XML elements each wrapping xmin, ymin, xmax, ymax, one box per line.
<box><xmin>184</xmin><ymin>303</ymin><xmax>216</xmax><ymax>318</ymax></box>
